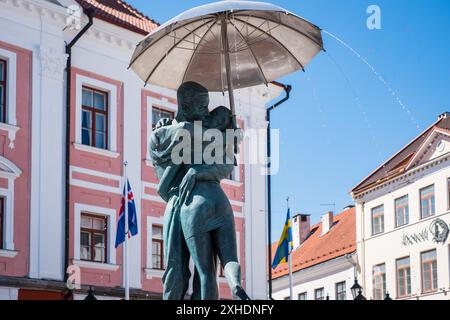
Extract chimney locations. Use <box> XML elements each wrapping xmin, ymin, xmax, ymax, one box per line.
<box><xmin>321</xmin><ymin>211</ymin><xmax>334</xmax><ymax>235</ymax></box>
<box><xmin>292</xmin><ymin>214</ymin><xmax>310</xmax><ymax>248</ymax></box>
<box><xmin>438</xmin><ymin>112</ymin><xmax>450</xmax><ymax>120</ymax></box>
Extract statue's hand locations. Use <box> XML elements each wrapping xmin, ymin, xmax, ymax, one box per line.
<box><xmin>177</xmin><ymin>168</ymin><xmax>196</xmax><ymax>206</ymax></box>
<box><xmin>154</xmin><ymin>118</ymin><xmax>173</xmax><ymax>130</ymax></box>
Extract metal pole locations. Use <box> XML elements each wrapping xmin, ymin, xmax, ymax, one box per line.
<box><xmin>221</xmin><ymin>14</ymin><xmax>237</xmax><ymax>129</ymax></box>
<box><xmin>287</xmin><ymin>197</ymin><xmax>293</xmax><ymax>300</ymax></box>
<box><xmin>289</xmin><ymin>254</ymin><xmax>293</xmax><ymax>300</ymax></box>
<box><xmin>266</xmin><ymin>84</ymin><xmax>291</xmax><ymax>300</ymax></box>
<box><xmin>266</xmin><ymin>109</ymin><xmax>272</xmax><ymax>300</ymax></box>
<box><xmin>123</xmin><ymin>161</ymin><xmax>130</xmax><ymax>300</ymax></box>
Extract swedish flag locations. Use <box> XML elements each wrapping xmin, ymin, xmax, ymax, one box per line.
<box><xmin>272</xmin><ymin>209</ymin><xmax>293</xmax><ymax>269</ymax></box>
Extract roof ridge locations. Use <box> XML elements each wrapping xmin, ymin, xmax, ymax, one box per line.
<box><xmin>351</xmin><ymin>116</ymin><xmax>443</xmax><ymax>194</ymax></box>
<box><xmin>117</xmin><ymin>0</ymin><xmax>160</xmax><ymax>26</ymax></box>
<box><xmin>75</xmin><ymin>0</ymin><xmax>160</xmax><ymax>35</ymax></box>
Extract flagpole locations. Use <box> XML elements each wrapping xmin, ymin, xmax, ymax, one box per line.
<box><xmin>287</xmin><ymin>197</ymin><xmax>293</xmax><ymax>300</ymax></box>
<box><xmin>124</xmin><ymin>161</ymin><xmax>130</xmax><ymax>300</ymax></box>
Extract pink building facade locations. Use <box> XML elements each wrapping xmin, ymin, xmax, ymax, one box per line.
<box><xmin>0</xmin><ymin>0</ymin><xmax>279</xmax><ymax>300</ymax></box>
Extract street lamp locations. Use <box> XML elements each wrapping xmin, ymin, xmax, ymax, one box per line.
<box><xmin>84</xmin><ymin>286</ymin><xmax>97</xmax><ymax>300</ymax></box>
<box><xmin>354</xmin><ymin>289</ymin><xmax>367</xmax><ymax>300</ymax></box>
<box><xmin>351</xmin><ymin>278</ymin><xmax>362</xmax><ymax>299</ymax></box>
<box><xmin>351</xmin><ymin>278</ymin><xmax>366</xmax><ymax>300</ymax></box>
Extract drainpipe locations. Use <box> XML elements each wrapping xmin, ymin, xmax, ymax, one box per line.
<box><xmin>266</xmin><ymin>81</ymin><xmax>292</xmax><ymax>299</ymax></box>
<box><xmin>64</xmin><ymin>7</ymin><xmax>95</xmax><ymax>282</ymax></box>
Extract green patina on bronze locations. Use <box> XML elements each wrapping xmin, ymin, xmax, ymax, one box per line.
<box><xmin>149</xmin><ymin>81</ymin><xmax>250</xmax><ymax>300</ymax></box>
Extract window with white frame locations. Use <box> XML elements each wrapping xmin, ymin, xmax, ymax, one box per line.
<box><xmin>314</xmin><ymin>288</ymin><xmax>324</xmax><ymax>300</ymax></box>
<box><xmin>372</xmin><ymin>263</ymin><xmax>386</xmax><ymax>300</ymax></box>
<box><xmin>0</xmin><ymin>156</ymin><xmax>21</xmax><ymax>254</ymax></box>
<box><xmin>0</xmin><ymin>59</ymin><xmax>7</xmax><ymax>123</ymax></box>
<box><xmin>448</xmin><ymin>178</ymin><xmax>450</xmax><ymax>210</ymax></box>
<box><xmin>420</xmin><ymin>185</ymin><xmax>435</xmax><ymax>219</ymax></box>
<box><xmin>371</xmin><ymin>205</ymin><xmax>384</xmax><ymax>235</ymax></box>
<box><xmin>396</xmin><ymin>256</ymin><xmax>411</xmax><ymax>298</ymax></box>
<box><xmin>74</xmin><ymin>203</ymin><xmax>116</xmax><ymax>266</ymax></box>
<box><xmin>80</xmin><ymin>213</ymin><xmax>108</xmax><ymax>263</ymax></box>
<box><xmin>421</xmin><ymin>249</ymin><xmax>438</xmax><ymax>293</ymax></box>
<box><xmin>152</xmin><ymin>225</ymin><xmax>164</xmax><ymax>270</ymax></box>
<box><xmin>395</xmin><ymin>195</ymin><xmax>409</xmax><ymax>227</ymax></box>
<box><xmin>0</xmin><ymin>48</ymin><xmax>17</xmax><ymax>128</ymax></box>
<box><xmin>82</xmin><ymin>87</ymin><xmax>108</xmax><ymax>150</ymax></box>
<box><xmin>298</xmin><ymin>292</ymin><xmax>307</xmax><ymax>300</ymax></box>
<box><xmin>75</xmin><ymin>75</ymin><xmax>118</xmax><ymax>154</ymax></box>
<box><xmin>152</xmin><ymin>106</ymin><xmax>174</xmax><ymax>130</ymax></box>
<box><xmin>335</xmin><ymin>281</ymin><xmax>346</xmax><ymax>300</ymax></box>
<box><xmin>0</xmin><ymin>197</ymin><xmax>4</xmax><ymax>249</ymax></box>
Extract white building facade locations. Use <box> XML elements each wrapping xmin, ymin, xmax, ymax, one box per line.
<box><xmin>0</xmin><ymin>0</ymin><xmax>281</xmax><ymax>299</ymax></box>
<box><xmin>352</xmin><ymin>113</ymin><xmax>450</xmax><ymax>300</ymax></box>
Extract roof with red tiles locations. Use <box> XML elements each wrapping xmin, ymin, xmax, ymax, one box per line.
<box><xmin>75</xmin><ymin>0</ymin><xmax>159</xmax><ymax>35</ymax></box>
<box><xmin>271</xmin><ymin>207</ymin><xmax>356</xmax><ymax>280</ymax></box>
<box><xmin>351</xmin><ymin>114</ymin><xmax>450</xmax><ymax>195</ymax></box>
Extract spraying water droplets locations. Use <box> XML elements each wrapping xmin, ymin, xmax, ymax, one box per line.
<box><xmin>325</xmin><ymin>51</ymin><xmax>384</xmax><ymax>161</ymax></box>
<box><xmin>323</xmin><ymin>30</ymin><xmax>421</xmax><ymax>132</ymax></box>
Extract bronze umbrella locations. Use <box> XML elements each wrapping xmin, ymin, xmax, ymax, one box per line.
<box><xmin>128</xmin><ymin>0</ymin><xmax>323</xmax><ymax>127</ymax></box>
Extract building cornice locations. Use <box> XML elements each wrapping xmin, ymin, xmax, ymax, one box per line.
<box><xmin>0</xmin><ymin>0</ymin><xmax>140</xmax><ymax>52</ymax></box>
<box><xmin>352</xmin><ymin>152</ymin><xmax>450</xmax><ymax>202</ymax></box>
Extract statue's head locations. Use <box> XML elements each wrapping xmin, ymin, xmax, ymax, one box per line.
<box><xmin>176</xmin><ymin>81</ymin><xmax>210</xmax><ymax>122</ymax></box>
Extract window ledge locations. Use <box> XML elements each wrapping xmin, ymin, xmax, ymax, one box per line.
<box><xmin>0</xmin><ymin>249</ymin><xmax>19</xmax><ymax>258</ymax></box>
<box><xmin>218</xmin><ymin>277</ymin><xmax>227</xmax><ymax>284</ymax></box>
<box><xmin>222</xmin><ymin>179</ymin><xmax>243</xmax><ymax>187</ymax></box>
<box><xmin>73</xmin><ymin>259</ymin><xmax>119</xmax><ymax>271</ymax></box>
<box><xmin>144</xmin><ymin>159</ymin><xmax>154</xmax><ymax>167</ymax></box>
<box><xmin>73</xmin><ymin>143</ymin><xmax>120</xmax><ymax>158</ymax></box>
<box><xmin>145</xmin><ymin>268</ymin><xmax>164</xmax><ymax>279</ymax></box>
<box><xmin>0</xmin><ymin>123</ymin><xmax>20</xmax><ymax>149</ymax></box>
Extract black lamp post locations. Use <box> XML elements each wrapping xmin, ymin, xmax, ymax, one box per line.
<box><xmin>351</xmin><ymin>278</ymin><xmax>366</xmax><ymax>300</ymax></box>
<box><xmin>354</xmin><ymin>289</ymin><xmax>367</xmax><ymax>300</ymax></box>
<box><xmin>84</xmin><ymin>286</ymin><xmax>97</xmax><ymax>300</ymax></box>
<box><xmin>384</xmin><ymin>292</ymin><xmax>393</xmax><ymax>300</ymax></box>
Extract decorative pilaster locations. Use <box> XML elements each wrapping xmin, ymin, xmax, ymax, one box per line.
<box><xmin>39</xmin><ymin>46</ymin><xmax>68</xmax><ymax>81</ymax></box>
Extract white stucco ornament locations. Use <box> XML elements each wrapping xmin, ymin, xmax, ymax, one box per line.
<box><xmin>39</xmin><ymin>46</ymin><xmax>68</xmax><ymax>81</ymax></box>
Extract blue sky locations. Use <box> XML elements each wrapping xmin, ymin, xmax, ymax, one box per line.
<box><xmin>126</xmin><ymin>0</ymin><xmax>450</xmax><ymax>239</ymax></box>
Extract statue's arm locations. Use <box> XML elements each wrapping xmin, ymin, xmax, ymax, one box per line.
<box><xmin>192</xmin><ymin>164</ymin><xmax>234</xmax><ymax>182</ymax></box>
<box><xmin>176</xmin><ymin>164</ymin><xmax>234</xmax><ymax>206</ymax></box>
<box><xmin>157</xmin><ymin>164</ymin><xmax>182</xmax><ymax>202</ymax></box>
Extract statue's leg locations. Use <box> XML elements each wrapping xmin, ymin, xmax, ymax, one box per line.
<box><xmin>211</xmin><ymin>224</ymin><xmax>250</xmax><ymax>300</ymax></box>
<box><xmin>190</xmin><ymin>268</ymin><xmax>201</xmax><ymax>300</ymax></box>
<box><xmin>185</xmin><ymin>232</ymin><xmax>219</xmax><ymax>300</ymax></box>
<box><xmin>162</xmin><ymin>198</ymin><xmax>191</xmax><ymax>300</ymax></box>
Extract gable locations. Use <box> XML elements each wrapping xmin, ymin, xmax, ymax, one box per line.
<box><xmin>352</xmin><ymin>115</ymin><xmax>450</xmax><ymax>195</ymax></box>
<box><xmin>406</xmin><ymin>128</ymin><xmax>450</xmax><ymax>170</ymax></box>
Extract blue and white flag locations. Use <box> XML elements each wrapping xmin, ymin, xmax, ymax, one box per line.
<box><xmin>115</xmin><ymin>179</ymin><xmax>138</xmax><ymax>248</ymax></box>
